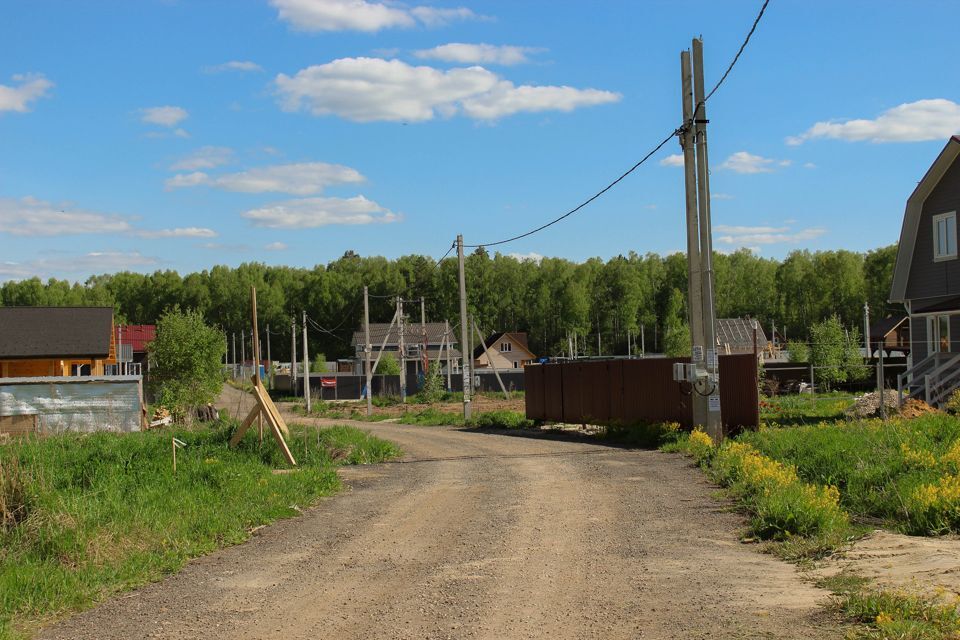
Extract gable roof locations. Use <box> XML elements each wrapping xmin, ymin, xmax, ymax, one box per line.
<box><xmin>716</xmin><ymin>318</ymin><xmax>766</xmax><ymax>354</ymax></box>
<box><xmin>869</xmin><ymin>315</ymin><xmax>908</xmax><ymax>342</ymax></box>
<box><xmin>890</xmin><ymin>136</ymin><xmax>960</xmax><ymax>303</ymax></box>
<box><xmin>351</xmin><ymin>322</ymin><xmax>451</xmax><ymax>347</ymax></box>
<box><xmin>472</xmin><ymin>331</ymin><xmax>535</xmax><ymax>360</ymax></box>
<box><xmin>0</xmin><ymin>307</ymin><xmax>114</xmax><ymax>360</ymax></box>
<box><xmin>116</xmin><ymin>324</ymin><xmax>156</xmax><ymax>352</ymax></box>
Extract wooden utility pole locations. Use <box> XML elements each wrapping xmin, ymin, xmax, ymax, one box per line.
<box><xmin>692</xmin><ymin>38</ymin><xmax>721</xmax><ymax>441</ymax></box>
<box><xmin>364</xmin><ymin>286</ymin><xmax>373</xmax><ymax>416</ymax></box>
<box><xmin>302</xmin><ymin>310</ymin><xmax>310</xmax><ymax>412</ymax></box>
<box><xmin>266</xmin><ymin>324</ymin><xmax>272</xmax><ymax>388</ymax></box>
<box><xmin>398</xmin><ymin>297</ymin><xmax>406</xmax><ymax>402</ymax></box>
<box><xmin>681</xmin><ymin>47</ymin><xmax>708</xmax><ymax>430</ymax></box>
<box><xmin>445</xmin><ymin>319</ymin><xmax>452</xmax><ymax>390</ymax></box>
<box><xmin>291</xmin><ymin>317</ymin><xmax>297</xmax><ymax>399</ymax></box>
<box><xmin>457</xmin><ymin>235</ymin><xmax>471</xmax><ymax>419</ymax></box>
<box><xmin>421</xmin><ymin>296</ymin><xmax>427</xmax><ymax>375</ymax></box>
<box><xmin>251</xmin><ymin>288</ymin><xmax>261</xmax><ymax>386</ymax></box>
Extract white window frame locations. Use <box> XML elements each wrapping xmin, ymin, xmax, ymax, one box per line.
<box><xmin>933</xmin><ymin>211</ymin><xmax>957</xmax><ymax>261</ymax></box>
<box><xmin>501</xmin><ymin>341</ymin><xmax>512</xmax><ymax>352</ymax></box>
<box><xmin>927</xmin><ymin>314</ymin><xmax>952</xmax><ymax>354</ymax></box>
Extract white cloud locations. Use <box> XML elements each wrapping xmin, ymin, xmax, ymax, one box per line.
<box><xmin>166</xmin><ymin>162</ymin><xmax>365</xmax><ymax>195</ymax></box>
<box><xmin>712</xmin><ymin>193</ymin><xmax>734</xmax><ymax>200</ymax></box>
<box><xmin>170</xmin><ymin>146</ymin><xmax>234</xmax><ymax>171</ymax></box>
<box><xmin>265</xmin><ymin>241</ymin><xmax>289</xmax><ymax>250</ymax></box>
<box><xmin>719</xmin><ymin>151</ymin><xmax>782</xmax><ymax>174</ymax></box>
<box><xmin>716</xmin><ymin>223</ymin><xmax>826</xmax><ymax>245</ymax></box>
<box><xmin>659</xmin><ymin>153</ymin><xmax>684</xmax><ymax>167</ymax></box>
<box><xmin>0</xmin><ymin>251</ymin><xmax>159</xmax><ymax>280</ymax></box>
<box><xmin>271</xmin><ymin>0</ymin><xmax>479</xmax><ymax>32</ymax></box>
<box><xmin>275</xmin><ymin>57</ymin><xmax>620</xmax><ymax>122</ymax></box>
<box><xmin>141</xmin><ymin>106</ymin><xmax>188</xmax><ymax>127</ymax></box>
<box><xmin>203</xmin><ymin>60</ymin><xmax>263</xmax><ymax>74</ymax></box>
<box><xmin>242</xmin><ymin>195</ymin><xmax>399</xmax><ymax>228</ymax></box>
<box><xmin>0</xmin><ymin>196</ymin><xmax>133</xmax><ymax>236</ymax></box>
<box><xmin>0</xmin><ymin>73</ymin><xmax>53</xmax><ymax>113</ymax></box>
<box><xmin>508</xmin><ymin>252</ymin><xmax>543</xmax><ymax>263</ymax></box>
<box><xmin>135</xmin><ymin>227</ymin><xmax>218</xmax><ymax>239</ymax></box>
<box><xmin>787</xmin><ymin>99</ymin><xmax>960</xmax><ymax>145</ymax></box>
<box><xmin>414</xmin><ymin>43</ymin><xmax>542</xmax><ymax>66</ymax></box>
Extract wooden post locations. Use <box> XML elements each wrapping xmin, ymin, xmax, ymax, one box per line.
<box><xmin>445</xmin><ymin>319</ymin><xmax>452</xmax><ymax>391</ymax></box>
<box><xmin>302</xmin><ymin>310</ymin><xmax>310</xmax><ymax>413</ymax></box>
<box><xmin>364</xmin><ymin>286</ymin><xmax>373</xmax><ymax>416</ymax></box>
<box><xmin>251</xmin><ymin>287</ymin><xmax>261</xmax><ymax>388</ymax></box>
<box><xmin>172</xmin><ymin>437</ymin><xmax>177</xmax><ymax>474</ymax></box>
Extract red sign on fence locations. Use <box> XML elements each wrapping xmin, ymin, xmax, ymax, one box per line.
<box><xmin>320</xmin><ymin>377</ymin><xmax>337</xmax><ymax>388</ymax></box>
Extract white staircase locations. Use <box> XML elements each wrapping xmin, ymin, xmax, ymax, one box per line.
<box><xmin>898</xmin><ymin>352</ymin><xmax>960</xmax><ymax>408</ymax></box>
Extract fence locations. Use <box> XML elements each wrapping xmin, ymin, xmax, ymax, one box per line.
<box><xmin>276</xmin><ymin>369</ymin><xmax>527</xmax><ymax>400</ymax></box>
<box><xmin>0</xmin><ymin>375</ymin><xmax>145</xmax><ymax>435</ymax></box>
<box><xmin>525</xmin><ymin>354</ymin><xmax>759</xmax><ymax>433</ymax></box>
<box><xmin>763</xmin><ymin>359</ymin><xmax>908</xmax><ymax>394</ymax></box>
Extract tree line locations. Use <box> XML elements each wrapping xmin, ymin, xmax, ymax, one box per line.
<box><xmin>0</xmin><ymin>245</ymin><xmax>899</xmax><ymax>362</ymax></box>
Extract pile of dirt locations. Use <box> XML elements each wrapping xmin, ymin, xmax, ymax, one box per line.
<box><xmin>898</xmin><ymin>398</ymin><xmax>939</xmax><ymax>419</ymax></box>
<box><xmin>845</xmin><ymin>390</ymin><xmax>901</xmax><ymax>418</ymax></box>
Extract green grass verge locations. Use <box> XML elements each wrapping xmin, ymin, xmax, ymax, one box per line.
<box><xmin>760</xmin><ymin>392</ymin><xmax>852</xmax><ymax>426</ymax></box>
<box><xmin>739</xmin><ymin>413</ymin><xmax>960</xmax><ymax>535</ymax></box>
<box><xmin>820</xmin><ymin>574</ymin><xmax>960</xmax><ymax>640</ymax></box>
<box><xmin>0</xmin><ymin>421</ymin><xmax>399</xmax><ymax>639</ymax></box>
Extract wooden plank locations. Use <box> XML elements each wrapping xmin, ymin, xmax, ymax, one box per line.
<box><xmin>229</xmin><ymin>406</ymin><xmax>262</xmax><ymax>447</ymax></box>
<box><xmin>250</xmin><ymin>379</ymin><xmax>289</xmax><ymax>437</ymax></box>
<box><xmin>267</xmin><ymin>412</ymin><xmax>297</xmax><ymax>466</ymax></box>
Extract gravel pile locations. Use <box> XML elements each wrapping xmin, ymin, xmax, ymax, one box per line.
<box><xmin>846</xmin><ymin>390</ymin><xmax>902</xmax><ymax>418</ymax></box>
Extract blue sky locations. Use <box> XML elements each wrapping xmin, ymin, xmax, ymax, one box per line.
<box><xmin>2</xmin><ymin>0</ymin><xmax>959</xmax><ymax>280</ymax></box>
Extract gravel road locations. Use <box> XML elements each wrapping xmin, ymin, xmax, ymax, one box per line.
<box><xmin>38</xmin><ymin>391</ymin><xmax>844</xmax><ymax>639</ymax></box>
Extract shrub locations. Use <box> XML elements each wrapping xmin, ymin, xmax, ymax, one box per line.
<box><xmin>907</xmin><ymin>474</ymin><xmax>960</xmax><ymax>535</ymax></box>
<box><xmin>374</xmin><ymin>352</ymin><xmax>401</xmax><ymax>375</ymax></box>
<box><xmin>945</xmin><ymin>389</ymin><xmax>960</xmax><ymax>415</ymax></box>
<box><xmin>468</xmin><ymin>411</ymin><xmax>534</xmax><ymax>429</ymax></box>
<box><xmin>148</xmin><ymin>309</ymin><xmax>226</xmax><ymax>421</ymax></box>
<box><xmin>414</xmin><ymin>368</ymin><xmax>445</xmax><ymax>404</ymax></box>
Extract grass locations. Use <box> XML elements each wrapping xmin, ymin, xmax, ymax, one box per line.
<box><xmin>0</xmin><ymin>420</ymin><xmax>399</xmax><ymax>639</ymax></box>
<box><xmin>820</xmin><ymin>574</ymin><xmax>960</xmax><ymax>640</ymax></box>
<box><xmin>739</xmin><ymin>413</ymin><xmax>960</xmax><ymax>535</ymax></box>
<box><xmin>760</xmin><ymin>391</ymin><xmax>853</xmax><ymax>426</ymax></box>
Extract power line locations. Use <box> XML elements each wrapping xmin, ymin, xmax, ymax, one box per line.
<box><xmin>464</xmin><ymin>0</ymin><xmax>772</xmax><ymax>250</ymax></box>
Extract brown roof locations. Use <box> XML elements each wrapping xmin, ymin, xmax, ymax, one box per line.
<box><xmin>0</xmin><ymin>307</ymin><xmax>113</xmax><ymax>360</ymax></box>
<box><xmin>352</xmin><ymin>322</ymin><xmax>452</xmax><ymax>347</ymax></box>
<box><xmin>716</xmin><ymin>318</ymin><xmax>766</xmax><ymax>355</ymax></box>
<box><xmin>473</xmin><ymin>331</ymin><xmax>535</xmax><ymax>360</ymax></box>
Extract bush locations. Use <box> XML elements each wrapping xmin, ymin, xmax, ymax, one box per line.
<box><xmin>414</xmin><ymin>368</ymin><xmax>445</xmax><ymax>404</ymax></box>
<box><xmin>945</xmin><ymin>389</ymin><xmax>960</xmax><ymax>415</ymax></box>
<box><xmin>374</xmin><ymin>352</ymin><xmax>401</xmax><ymax>375</ymax></box>
<box><xmin>148</xmin><ymin>309</ymin><xmax>226</xmax><ymax>421</ymax></box>
<box><xmin>468</xmin><ymin>410</ymin><xmax>534</xmax><ymax>429</ymax></box>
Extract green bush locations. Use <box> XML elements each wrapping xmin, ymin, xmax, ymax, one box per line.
<box><xmin>467</xmin><ymin>410</ymin><xmax>534</xmax><ymax>429</ymax></box>
<box><xmin>373</xmin><ymin>352</ymin><xmax>401</xmax><ymax>375</ymax></box>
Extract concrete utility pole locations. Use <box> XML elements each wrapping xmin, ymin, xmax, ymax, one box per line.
<box><xmin>241</xmin><ymin>329</ymin><xmax>246</xmax><ymax>375</ymax></box>
<box><xmin>364</xmin><ymin>286</ymin><xmax>373</xmax><ymax>416</ymax></box>
<box><xmin>641</xmin><ymin>324</ymin><xmax>646</xmax><ymax>357</ymax></box>
<box><xmin>693</xmin><ymin>38</ymin><xmax>721</xmax><ymax>441</ymax></box>
<box><xmin>291</xmin><ymin>317</ymin><xmax>297</xmax><ymax>399</ymax></box>
<box><xmin>680</xmin><ymin>47</ymin><xmax>708</xmax><ymax>431</ymax></box>
<box><xmin>302</xmin><ymin>310</ymin><xmax>310</xmax><ymax>413</ymax></box>
<box><xmin>118</xmin><ymin>325</ymin><xmax>123</xmax><ymax>375</ymax></box>
<box><xmin>457</xmin><ymin>235</ymin><xmax>471</xmax><ymax>419</ymax></box>
<box><xmin>232</xmin><ymin>332</ymin><xmax>236</xmax><ymax>376</ymax></box>
<box><xmin>398</xmin><ymin>297</ymin><xmax>406</xmax><ymax>402</ymax></box>
<box><xmin>421</xmin><ymin>296</ymin><xmax>427</xmax><ymax>372</ymax></box>
<box><xmin>266</xmin><ymin>324</ymin><xmax>272</xmax><ymax>388</ymax></box>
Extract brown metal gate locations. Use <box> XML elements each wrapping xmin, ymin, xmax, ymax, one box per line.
<box><xmin>525</xmin><ymin>354</ymin><xmax>759</xmax><ymax>433</ymax></box>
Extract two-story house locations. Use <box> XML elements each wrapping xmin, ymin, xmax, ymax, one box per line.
<box><xmin>473</xmin><ymin>331</ymin><xmax>537</xmax><ymax>370</ymax></box>
<box><xmin>890</xmin><ymin>135</ymin><xmax>960</xmax><ymax>406</ymax></box>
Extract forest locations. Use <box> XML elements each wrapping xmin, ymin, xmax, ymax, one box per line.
<box><xmin>0</xmin><ymin>244</ymin><xmax>899</xmax><ymax>362</ymax></box>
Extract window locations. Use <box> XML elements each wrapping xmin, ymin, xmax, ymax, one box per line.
<box><xmin>928</xmin><ymin>315</ymin><xmax>951</xmax><ymax>354</ymax></box>
<box><xmin>501</xmin><ymin>341</ymin><xmax>512</xmax><ymax>352</ymax></box>
<box><xmin>933</xmin><ymin>212</ymin><xmax>957</xmax><ymax>260</ymax></box>
<box><xmin>513</xmin><ymin>361</ymin><xmax>518</xmax><ymax>369</ymax></box>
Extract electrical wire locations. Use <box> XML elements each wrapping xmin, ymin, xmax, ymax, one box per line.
<box><xmin>464</xmin><ymin>0</ymin><xmax>772</xmax><ymax>250</ymax></box>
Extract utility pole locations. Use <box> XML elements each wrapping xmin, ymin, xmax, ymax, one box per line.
<box><xmin>302</xmin><ymin>310</ymin><xmax>310</xmax><ymax>412</ymax></box>
<box><xmin>863</xmin><ymin>301</ymin><xmax>872</xmax><ymax>360</ymax></box>
<box><xmin>291</xmin><ymin>317</ymin><xmax>297</xmax><ymax>398</ymax></box>
<box><xmin>693</xmin><ymin>38</ymin><xmax>721</xmax><ymax>441</ymax></box>
<box><xmin>681</xmin><ymin>46</ymin><xmax>708</xmax><ymax>431</ymax></box>
<box><xmin>118</xmin><ymin>325</ymin><xmax>123</xmax><ymax>375</ymax></box>
<box><xmin>241</xmin><ymin>329</ymin><xmax>246</xmax><ymax>376</ymax></box>
<box><xmin>568</xmin><ymin>334</ymin><xmax>574</xmax><ymax>360</ymax></box>
<box><xmin>421</xmin><ymin>296</ymin><xmax>427</xmax><ymax>377</ymax></box>
<box><xmin>232</xmin><ymin>332</ymin><xmax>236</xmax><ymax>377</ymax></box>
<box><xmin>364</xmin><ymin>286</ymin><xmax>373</xmax><ymax>416</ymax></box>
<box><xmin>266</xmin><ymin>324</ymin><xmax>272</xmax><ymax>388</ymax></box>
<box><xmin>641</xmin><ymin>324</ymin><xmax>646</xmax><ymax>357</ymax></box>
<box><xmin>445</xmin><ymin>319</ymin><xmax>452</xmax><ymax>390</ymax></box>
<box><xmin>457</xmin><ymin>235</ymin><xmax>471</xmax><ymax>419</ymax></box>
<box><xmin>251</xmin><ymin>287</ymin><xmax>261</xmax><ymax>387</ymax></box>
<box><xmin>627</xmin><ymin>329</ymin><xmax>632</xmax><ymax>357</ymax></box>
<box><xmin>398</xmin><ymin>297</ymin><xmax>406</xmax><ymax>402</ymax></box>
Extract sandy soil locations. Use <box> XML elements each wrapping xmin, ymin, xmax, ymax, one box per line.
<box><xmin>817</xmin><ymin>529</ymin><xmax>960</xmax><ymax>602</ymax></box>
<box><xmin>36</xmin><ymin>386</ymin><xmax>845</xmax><ymax>640</ymax></box>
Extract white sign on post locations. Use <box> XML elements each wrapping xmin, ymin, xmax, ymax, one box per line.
<box><xmin>691</xmin><ymin>345</ymin><xmax>704</xmax><ymax>363</ymax></box>
<box><xmin>706</xmin><ymin>348</ymin><xmax>718</xmax><ymax>368</ymax></box>
<box><xmin>708</xmin><ymin>395</ymin><xmax>721</xmax><ymax>412</ymax></box>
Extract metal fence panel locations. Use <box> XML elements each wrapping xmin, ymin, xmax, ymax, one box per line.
<box><xmin>0</xmin><ymin>375</ymin><xmax>143</xmax><ymax>434</ymax></box>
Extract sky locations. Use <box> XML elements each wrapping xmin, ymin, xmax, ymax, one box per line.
<box><xmin>2</xmin><ymin>0</ymin><xmax>960</xmax><ymax>281</ymax></box>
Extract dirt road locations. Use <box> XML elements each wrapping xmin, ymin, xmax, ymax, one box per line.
<box><xmin>39</xmin><ymin>391</ymin><xmax>844</xmax><ymax>639</ymax></box>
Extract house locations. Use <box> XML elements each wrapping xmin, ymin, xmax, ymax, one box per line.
<box><xmin>350</xmin><ymin>322</ymin><xmax>462</xmax><ymax>379</ymax></box>
<box><xmin>473</xmin><ymin>331</ymin><xmax>536</xmax><ymax>370</ymax></box>
<box><xmin>0</xmin><ymin>307</ymin><xmax>117</xmax><ymax>378</ymax></box>
<box><xmin>716</xmin><ymin>318</ymin><xmax>767</xmax><ymax>358</ymax></box>
<box><xmin>890</xmin><ymin>136</ymin><xmax>960</xmax><ymax>405</ymax></box>
<box><xmin>114</xmin><ymin>324</ymin><xmax>155</xmax><ymax>375</ymax></box>
<box><xmin>869</xmin><ymin>316</ymin><xmax>910</xmax><ymax>356</ymax></box>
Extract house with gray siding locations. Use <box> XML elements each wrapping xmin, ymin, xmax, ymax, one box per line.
<box><xmin>890</xmin><ymin>136</ymin><xmax>960</xmax><ymax>405</ymax></box>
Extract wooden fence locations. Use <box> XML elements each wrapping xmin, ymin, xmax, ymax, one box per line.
<box><xmin>525</xmin><ymin>354</ymin><xmax>759</xmax><ymax>433</ymax></box>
